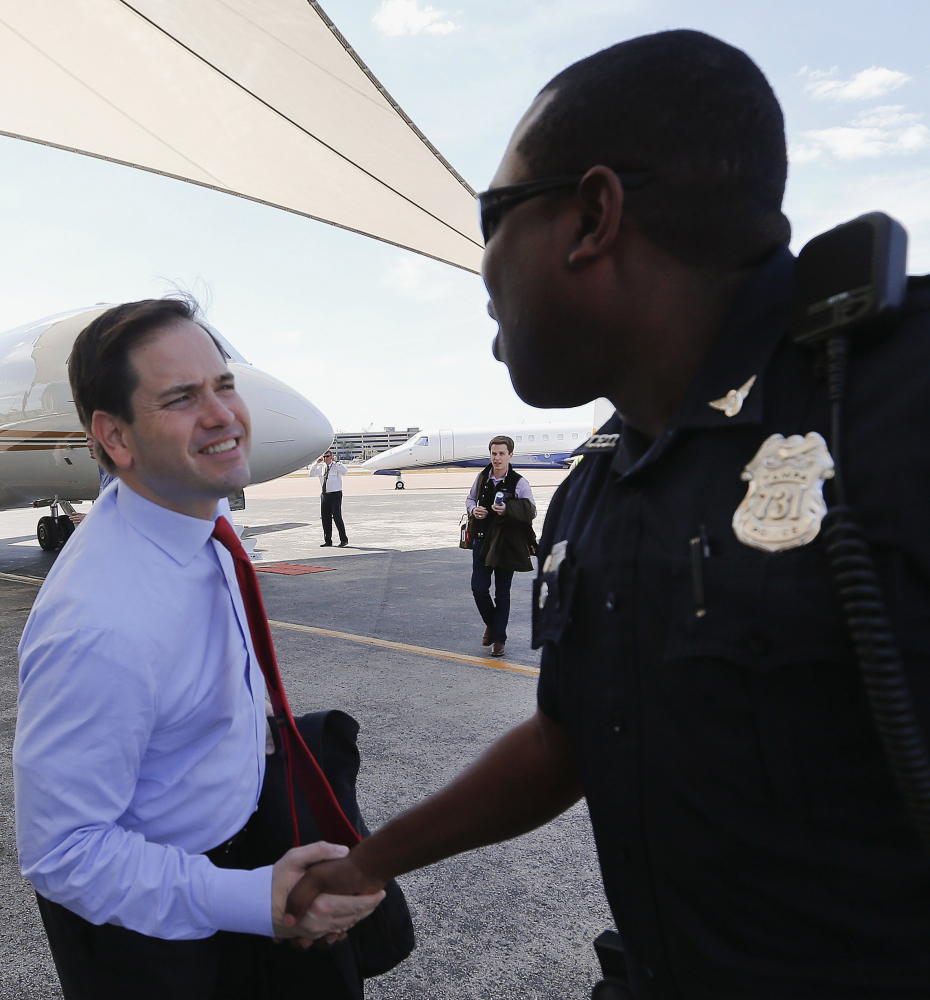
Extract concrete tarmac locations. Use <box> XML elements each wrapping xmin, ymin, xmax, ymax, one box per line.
<box><xmin>0</xmin><ymin>469</ymin><xmax>614</xmax><ymax>999</ymax></box>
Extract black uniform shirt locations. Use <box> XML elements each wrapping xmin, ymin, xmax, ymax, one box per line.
<box><xmin>534</xmin><ymin>247</ymin><xmax>930</xmax><ymax>1000</ymax></box>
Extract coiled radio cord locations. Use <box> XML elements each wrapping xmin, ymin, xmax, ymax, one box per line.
<box><xmin>821</xmin><ymin>333</ymin><xmax>930</xmax><ymax>848</ymax></box>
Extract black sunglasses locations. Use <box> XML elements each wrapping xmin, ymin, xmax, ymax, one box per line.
<box><xmin>477</xmin><ymin>170</ymin><xmax>652</xmax><ymax>244</ymax></box>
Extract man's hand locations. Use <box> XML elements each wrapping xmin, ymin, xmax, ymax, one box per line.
<box><xmin>271</xmin><ymin>842</ymin><xmax>384</xmax><ymax>941</ymax></box>
<box><xmin>473</xmin><ymin>505</ymin><xmax>488</xmax><ymax>520</ymax></box>
<box><xmin>492</xmin><ymin>501</ymin><xmax>506</xmax><ymax>516</ymax></box>
<box><xmin>285</xmin><ymin>853</ymin><xmax>386</xmax><ymax>930</ymax></box>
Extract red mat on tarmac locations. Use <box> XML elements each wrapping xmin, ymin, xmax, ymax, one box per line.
<box><xmin>254</xmin><ymin>563</ymin><xmax>335</xmax><ymax>575</ymax></box>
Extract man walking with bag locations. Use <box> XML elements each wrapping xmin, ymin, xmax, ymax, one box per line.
<box><xmin>466</xmin><ymin>435</ymin><xmax>536</xmax><ymax>657</ymax></box>
<box><xmin>14</xmin><ymin>298</ymin><xmax>382</xmax><ymax>999</ymax></box>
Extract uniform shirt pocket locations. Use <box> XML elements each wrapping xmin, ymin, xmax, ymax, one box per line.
<box><xmin>664</xmin><ymin>547</ymin><xmax>851</xmax><ymax>670</ymax></box>
<box><xmin>661</xmin><ymin>546</ymin><xmax>895</xmax><ymax>815</ymax></box>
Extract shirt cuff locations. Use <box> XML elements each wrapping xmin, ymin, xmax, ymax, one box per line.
<box><xmin>210</xmin><ymin>864</ymin><xmax>274</xmax><ymax>936</ymax></box>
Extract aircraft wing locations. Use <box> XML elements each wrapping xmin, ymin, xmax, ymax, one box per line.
<box><xmin>0</xmin><ymin>0</ymin><xmax>484</xmax><ymax>273</ymax></box>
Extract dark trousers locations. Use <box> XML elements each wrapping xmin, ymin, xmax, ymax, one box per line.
<box><xmin>471</xmin><ymin>536</ymin><xmax>514</xmax><ymax>644</ymax></box>
<box><xmin>35</xmin><ymin>812</ymin><xmax>360</xmax><ymax>1000</ymax></box>
<box><xmin>321</xmin><ymin>490</ymin><xmax>348</xmax><ymax>544</ymax></box>
<box><xmin>36</xmin><ymin>893</ymin><xmax>267</xmax><ymax>1000</ymax></box>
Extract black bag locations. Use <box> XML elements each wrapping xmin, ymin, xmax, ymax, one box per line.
<box><xmin>252</xmin><ymin>710</ymin><xmax>415</xmax><ymax>994</ymax></box>
<box><xmin>459</xmin><ymin>512</ymin><xmax>473</xmax><ymax>550</ymax></box>
<box><xmin>460</xmin><ymin>468</ymin><xmax>489</xmax><ymax>550</ymax></box>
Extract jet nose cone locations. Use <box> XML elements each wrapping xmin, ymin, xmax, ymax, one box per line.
<box><xmin>232</xmin><ymin>364</ymin><xmax>333</xmax><ymax>484</ymax></box>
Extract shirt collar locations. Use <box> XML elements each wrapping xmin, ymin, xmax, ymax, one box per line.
<box><xmin>670</xmin><ymin>244</ymin><xmax>795</xmax><ymax>431</ymax></box>
<box><xmin>611</xmin><ymin>245</ymin><xmax>795</xmax><ymax>477</ymax></box>
<box><xmin>116</xmin><ymin>480</ymin><xmax>221</xmax><ymax>567</ymax></box>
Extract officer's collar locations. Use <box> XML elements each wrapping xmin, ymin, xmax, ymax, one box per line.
<box><xmin>669</xmin><ymin>244</ymin><xmax>794</xmax><ymax>431</ymax></box>
<box><xmin>591</xmin><ymin>245</ymin><xmax>795</xmax><ymax>478</ymax></box>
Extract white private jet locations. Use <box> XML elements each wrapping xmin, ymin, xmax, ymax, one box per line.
<box><xmin>0</xmin><ymin>306</ymin><xmax>333</xmax><ymax>549</ymax></box>
<box><xmin>362</xmin><ymin>422</ymin><xmax>592</xmax><ymax>489</ymax></box>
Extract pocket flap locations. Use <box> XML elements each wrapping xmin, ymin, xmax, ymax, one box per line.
<box><xmin>664</xmin><ymin>548</ymin><xmax>851</xmax><ymax>671</ymax></box>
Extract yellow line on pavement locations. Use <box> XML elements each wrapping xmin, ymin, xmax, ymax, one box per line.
<box><xmin>0</xmin><ymin>573</ymin><xmax>539</xmax><ymax>677</ymax></box>
<box><xmin>0</xmin><ymin>570</ymin><xmax>43</xmax><ymax>587</ymax></box>
<box><xmin>267</xmin><ymin>620</ymin><xmax>540</xmax><ymax>677</ymax></box>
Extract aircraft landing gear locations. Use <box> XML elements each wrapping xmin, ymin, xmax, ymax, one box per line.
<box><xmin>394</xmin><ymin>472</ymin><xmax>405</xmax><ymax>490</ymax></box>
<box><xmin>57</xmin><ymin>514</ymin><xmax>75</xmax><ymax>545</ymax></box>
<box><xmin>34</xmin><ymin>497</ymin><xmax>78</xmax><ymax>551</ymax></box>
<box><xmin>37</xmin><ymin>516</ymin><xmax>60</xmax><ymax>551</ymax></box>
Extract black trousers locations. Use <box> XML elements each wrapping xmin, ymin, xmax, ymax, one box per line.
<box><xmin>471</xmin><ymin>536</ymin><xmax>514</xmax><ymax>644</ymax></box>
<box><xmin>36</xmin><ymin>809</ymin><xmax>361</xmax><ymax>1000</ymax></box>
<box><xmin>36</xmin><ymin>893</ymin><xmax>266</xmax><ymax>1000</ymax></box>
<box><xmin>321</xmin><ymin>490</ymin><xmax>348</xmax><ymax>544</ymax></box>
<box><xmin>37</xmin><ymin>893</ymin><xmax>358</xmax><ymax>1000</ymax></box>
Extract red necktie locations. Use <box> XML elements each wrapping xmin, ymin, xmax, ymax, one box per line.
<box><xmin>212</xmin><ymin>516</ymin><xmax>361</xmax><ymax>849</ymax></box>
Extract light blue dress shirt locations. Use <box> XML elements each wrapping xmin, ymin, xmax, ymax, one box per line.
<box><xmin>14</xmin><ymin>482</ymin><xmax>272</xmax><ymax>939</ymax></box>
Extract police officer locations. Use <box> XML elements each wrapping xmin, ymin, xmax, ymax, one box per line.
<box><xmin>285</xmin><ymin>30</ymin><xmax>930</xmax><ymax>998</ymax></box>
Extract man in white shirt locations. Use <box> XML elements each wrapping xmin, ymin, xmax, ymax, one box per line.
<box><xmin>309</xmin><ymin>451</ymin><xmax>350</xmax><ymax>547</ymax></box>
<box><xmin>14</xmin><ymin>298</ymin><xmax>382</xmax><ymax>999</ymax></box>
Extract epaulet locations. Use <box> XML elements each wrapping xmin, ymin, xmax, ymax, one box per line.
<box><xmin>571</xmin><ymin>432</ymin><xmax>621</xmax><ymax>457</ymax></box>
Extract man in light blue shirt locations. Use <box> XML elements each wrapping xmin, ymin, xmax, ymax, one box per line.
<box><xmin>14</xmin><ymin>298</ymin><xmax>382</xmax><ymax>999</ymax></box>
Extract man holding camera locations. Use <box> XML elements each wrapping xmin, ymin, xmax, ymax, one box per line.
<box><xmin>466</xmin><ymin>435</ymin><xmax>537</xmax><ymax>657</ymax></box>
<box><xmin>310</xmin><ymin>450</ymin><xmax>350</xmax><ymax>547</ymax></box>
<box><xmin>286</xmin><ymin>29</ymin><xmax>930</xmax><ymax>999</ymax></box>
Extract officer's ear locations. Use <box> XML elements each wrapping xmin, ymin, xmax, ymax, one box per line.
<box><xmin>567</xmin><ymin>166</ymin><xmax>624</xmax><ymax>270</ymax></box>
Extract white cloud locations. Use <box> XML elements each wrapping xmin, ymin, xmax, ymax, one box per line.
<box><xmin>801</xmin><ymin>65</ymin><xmax>911</xmax><ymax>102</ymax></box>
<box><xmin>372</xmin><ymin>0</ymin><xmax>458</xmax><ymax>37</ymax></box>
<box><xmin>379</xmin><ymin>254</ymin><xmax>457</xmax><ymax>301</ymax></box>
<box><xmin>786</xmin><ymin>168</ymin><xmax>930</xmax><ymax>274</ymax></box>
<box><xmin>791</xmin><ymin>106</ymin><xmax>930</xmax><ymax>162</ymax></box>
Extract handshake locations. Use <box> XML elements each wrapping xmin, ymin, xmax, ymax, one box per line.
<box><xmin>270</xmin><ymin>840</ymin><xmax>384</xmax><ymax>944</ymax></box>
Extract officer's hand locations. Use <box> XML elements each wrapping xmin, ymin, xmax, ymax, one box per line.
<box><xmin>288</xmin><ymin>886</ymin><xmax>384</xmax><ymax>946</ymax></box>
<box><xmin>271</xmin><ymin>842</ymin><xmax>383</xmax><ymax>942</ymax></box>
<box><xmin>284</xmin><ymin>854</ymin><xmax>386</xmax><ymax>942</ymax></box>
<box><xmin>492</xmin><ymin>502</ymin><xmax>506</xmax><ymax>516</ymax></box>
<box><xmin>473</xmin><ymin>506</ymin><xmax>488</xmax><ymax>520</ymax></box>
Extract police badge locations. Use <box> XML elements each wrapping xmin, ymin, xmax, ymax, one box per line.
<box><xmin>733</xmin><ymin>432</ymin><xmax>835</xmax><ymax>553</ymax></box>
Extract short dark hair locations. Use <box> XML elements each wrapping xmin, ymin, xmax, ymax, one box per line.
<box><xmin>489</xmin><ymin>435</ymin><xmax>515</xmax><ymax>454</ymax></box>
<box><xmin>517</xmin><ymin>30</ymin><xmax>790</xmax><ymax>268</ymax></box>
<box><xmin>69</xmin><ymin>297</ymin><xmax>215</xmax><ymax>471</ymax></box>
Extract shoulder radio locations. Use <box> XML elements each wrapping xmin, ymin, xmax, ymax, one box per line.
<box><xmin>791</xmin><ymin>211</ymin><xmax>930</xmax><ymax>850</ymax></box>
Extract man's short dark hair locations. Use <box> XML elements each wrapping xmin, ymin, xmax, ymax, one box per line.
<box><xmin>69</xmin><ymin>297</ymin><xmax>217</xmax><ymax>472</ymax></box>
<box><xmin>517</xmin><ymin>30</ymin><xmax>790</xmax><ymax>268</ymax></box>
<box><xmin>489</xmin><ymin>435</ymin><xmax>515</xmax><ymax>454</ymax></box>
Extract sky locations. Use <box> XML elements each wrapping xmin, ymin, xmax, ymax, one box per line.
<box><xmin>0</xmin><ymin>0</ymin><xmax>927</xmax><ymax>434</ymax></box>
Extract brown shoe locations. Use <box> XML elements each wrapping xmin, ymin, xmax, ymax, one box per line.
<box><xmin>490</xmin><ymin>642</ymin><xmax>505</xmax><ymax>658</ymax></box>
<box><xmin>482</xmin><ymin>626</ymin><xmax>492</xmax><ymax>647</ymax></box>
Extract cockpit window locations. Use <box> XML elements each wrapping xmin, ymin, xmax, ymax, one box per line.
<box><xmin>416</xmin><ymin>436</ymin><xmax>429</xmax><ymax>446</ymax></box>
<box><xmin>203</xmin><ymin>323</ymin><xmax>249</xmax><ymax>364</ymax></box>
